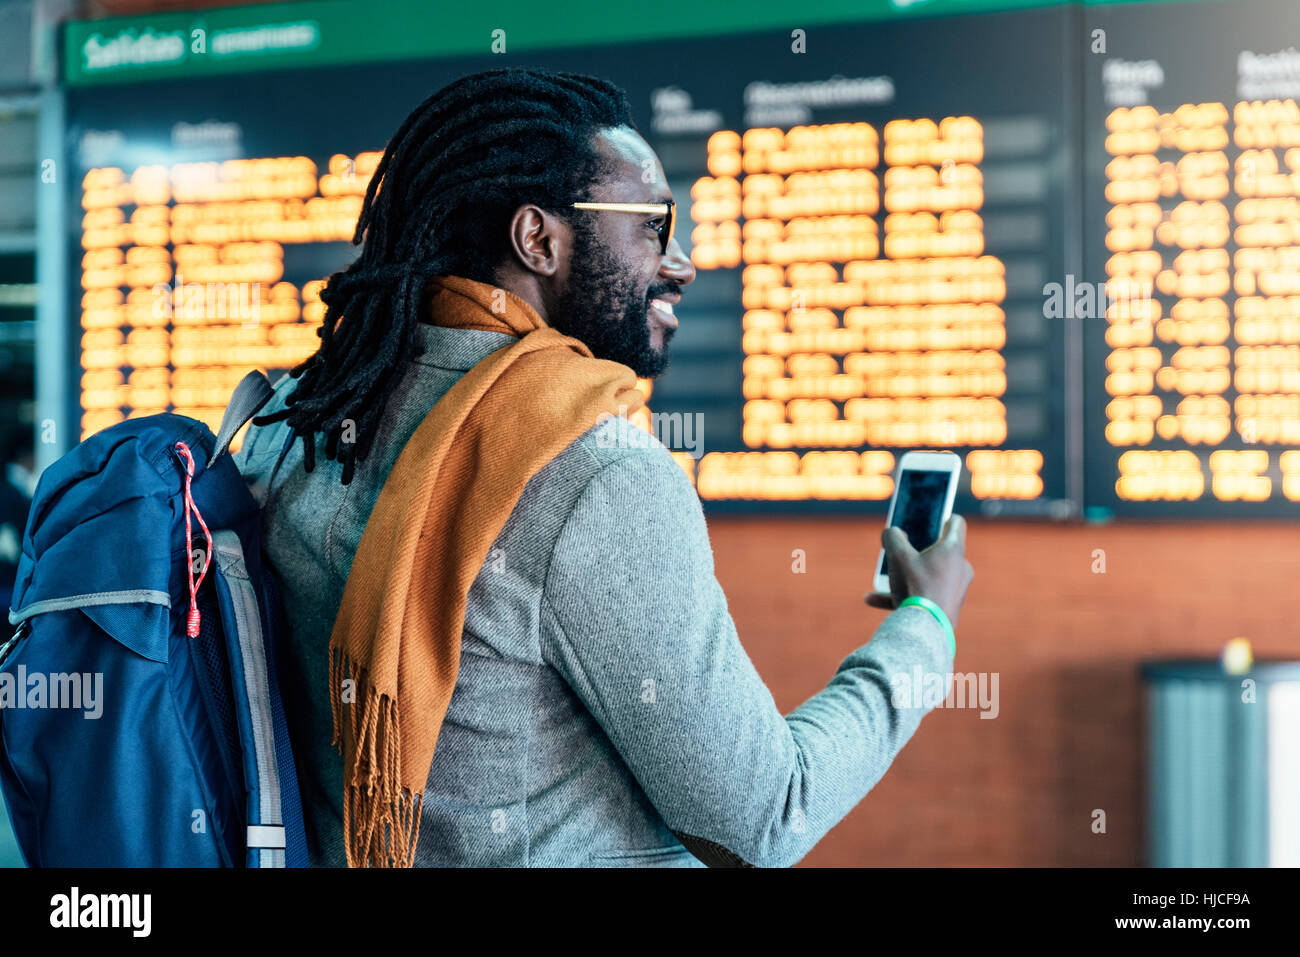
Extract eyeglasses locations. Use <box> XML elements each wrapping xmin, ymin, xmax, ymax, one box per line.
<box><xmin>571</xmin><ymin>200</ymin><xmax>676</xmax><ymax>254</ymax></box>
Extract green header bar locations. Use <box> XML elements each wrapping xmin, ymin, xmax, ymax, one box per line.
<box><xmin>61</xmin><ymin>0</ymin><xmax>1221</xmax><ymax>87</ymax></box>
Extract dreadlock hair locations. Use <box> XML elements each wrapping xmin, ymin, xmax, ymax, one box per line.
<box><xmin>251</xmin><ymin>67</ymin><xmax>638</xmax><ymax>484</ymax></box>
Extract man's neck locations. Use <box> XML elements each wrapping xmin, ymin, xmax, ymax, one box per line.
<box><xmin>418</xmin><ymin>270</ymin><xmax>553</xmax><ymax>327</ymax></box>
<box><xmin>488</xmin><ymin>267</ymin><xmax>554</xmax><ymax>326</ymax></box>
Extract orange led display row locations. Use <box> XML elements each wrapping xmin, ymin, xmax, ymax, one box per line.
<box><xmin>966</xmin><ymin>448</ymin><xmax>1044</xmax><ymax>498</ymax></box>
<box><xmin>743</xmin><ymin>418</ymin><xmax>1006</xmax><ymax>449</ymax></box>
<box><xmin>695</xmin><ymin>448</ymin><xmax>895</xmax><ymax>500</ymax></box>
<box><xmin>742</xmin><ymin>323</ymin><xmax>1006</xmax><ymax>356</ymax></box>
<box><xmin>739</xmin><ymin>303</ymin><xmax>1003</xmax><ymax>329</ymax></box>
<box><xmin>744</xmin><ymin>351</ymin><xmax>1003</xmax><ymax>398</ymax></box>
<box><xmin>741</xmin><ymin>371</ymin><xmax>1005</xmax><ymax>400</ymax></box>
<box><xmin>80</xmin><ymin>200</ymin><xmax>362</xmax><ymax>248</ymax></box>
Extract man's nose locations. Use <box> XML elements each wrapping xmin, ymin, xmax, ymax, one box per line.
<box><xmin>660</xmin><ymin>235</ymin><xmax>696</xmax><ymax>286</ymax></box>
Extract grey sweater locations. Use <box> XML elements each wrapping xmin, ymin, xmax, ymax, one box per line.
<box><xmin>233</xmin><ymin>321</ymin><xmax>954</xmax><ymax>867</ymax></box>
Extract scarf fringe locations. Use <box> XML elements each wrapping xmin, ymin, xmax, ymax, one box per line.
<box><xmin>330</xmin><ymin>644</ymin><xmax>424</xmax><ymax>867</ymax></box>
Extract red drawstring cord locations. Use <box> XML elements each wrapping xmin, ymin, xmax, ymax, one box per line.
<box><xmin>174</xmin><ymin>442</ymin><xmax>213</xmax><ymax>638</ymax></box>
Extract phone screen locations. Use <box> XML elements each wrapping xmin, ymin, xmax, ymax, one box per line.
<box><xmin>880</xmin><ymin>468</ymin><xmax>951</xmax><ymax>577</ymax></box>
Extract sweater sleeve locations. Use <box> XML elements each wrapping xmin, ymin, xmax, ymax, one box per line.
<box><xmin>539</xmin><ymin>445</ymin><xmax>955</xmax><ymax>868</ymax></box>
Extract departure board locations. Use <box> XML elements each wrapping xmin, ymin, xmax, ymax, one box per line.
<box><xmin>64</xmin><ymin>5</ymin><xmax>1077</xmax><ymax>514</ymax></box>
<box><xmin>1084</xmin><ymin>0</ymin><xmax>1300</xmax><ymax>516</ymax></box>
<box><xmin>77</xmin><ymin>156</ymin><xmax>367</xmax><ymax>438</ymax></box>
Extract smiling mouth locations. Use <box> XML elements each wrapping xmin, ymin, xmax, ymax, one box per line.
<box><xmin>648</xmin><ymin>297</ymin><xmax>678</xmax><ymax>329</ymax></box>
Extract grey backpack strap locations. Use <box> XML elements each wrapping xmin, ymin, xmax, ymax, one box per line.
<box><xmin>214</xmin><ymin>370</ymin><xmax>275</xmax><ymax>461</ymax></box>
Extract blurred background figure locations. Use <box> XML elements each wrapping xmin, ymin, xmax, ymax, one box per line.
<box><xmin>0</xmin><ymin>417</ymin><xmax>33</xmax><ymax>869</ymax></box>
<box><xmin>0</xmin><ymin>421</ymin><xmax>36</xmax><ymax>614</ymax></box>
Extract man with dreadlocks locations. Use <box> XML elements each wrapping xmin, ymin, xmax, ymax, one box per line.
<box><xmin>235</xmin><ymin>67</ymin><xmax>973</xmax><ymax>868</ymax></box>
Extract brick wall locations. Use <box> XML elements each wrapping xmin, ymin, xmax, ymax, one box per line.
<box><xmin>707</xmin><ymin>516</ymin><xmax>1300</xmax><ymax>866</ymax></box>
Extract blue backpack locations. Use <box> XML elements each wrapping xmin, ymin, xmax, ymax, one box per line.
<box><xmin>0</xmin><ymin>371</ymin><xmax>308</xmax><ymax>867</ymax></box>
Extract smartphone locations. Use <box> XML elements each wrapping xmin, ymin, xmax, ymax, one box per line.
<box><xmin>873</xmin><ymin>451</ymin><xmax>962</xmax><ymax>595</ymax></box>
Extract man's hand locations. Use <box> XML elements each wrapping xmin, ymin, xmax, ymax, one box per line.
<box><xmin>864</xmin><ymin>514</ymin><xmax>974</xmax><ymax>629</ymax></box>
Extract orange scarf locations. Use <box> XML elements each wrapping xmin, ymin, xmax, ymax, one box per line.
<box><xmin>328</xmin><ymin>274</ymin><xmax>644</xmax><ymax>867</ymax></box>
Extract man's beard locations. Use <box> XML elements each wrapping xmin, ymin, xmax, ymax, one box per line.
<box><xmin>551</xmin><ymin>218</ymin><xmax>675</xmax><ymax>378</ymax></box>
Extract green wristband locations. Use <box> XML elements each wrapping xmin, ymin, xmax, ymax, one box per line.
<box><xmin>898</xmin><ymin>596</ymin><xmax>956</xmax><ymax>658</ymax></box>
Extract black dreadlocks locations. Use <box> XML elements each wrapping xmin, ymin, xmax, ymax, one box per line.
<box><xmin>252</xmin><ymin>67</ymin><xmax>637</xmax><ymax>484</ymax></box>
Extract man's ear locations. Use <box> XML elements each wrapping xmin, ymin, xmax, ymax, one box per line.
<box><xmin>507</xmin><ymin>204</ymin><xmax>566</xmax><ymax>278</ymax></box>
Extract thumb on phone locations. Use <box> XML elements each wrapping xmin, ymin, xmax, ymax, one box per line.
<box><xmin>932</xmin><ymin>513</ymin><xmax>966</xmax><ymax>552</ymax></box>
<box><xmin>882</xmin><ymin>525</ymin><xmax>918</xmax><ymax>561</ymax></box>
<box><xmin>881</xmin><ymin>525</ymin><xmax>919</xmax><ymax>600</ymax></box>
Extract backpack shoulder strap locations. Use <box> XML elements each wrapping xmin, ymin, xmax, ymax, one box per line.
<box><xmin>214</xmin><ymin>371</ymin><xmax>275</xmax><ymax>462</ymax></box>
